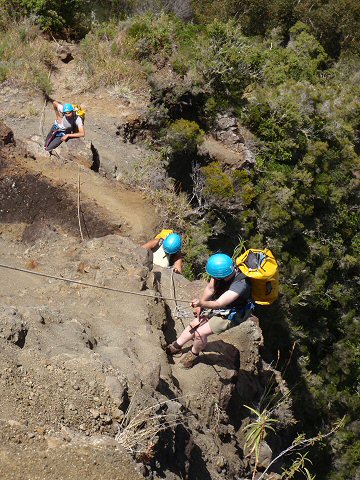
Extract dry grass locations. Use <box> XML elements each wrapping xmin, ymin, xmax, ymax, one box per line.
<box><xmin>78</xmin><ymin>29</ymin><xmax>149</xmax><ymax>93</ymax></box>
<box><xmin>115</xmin><ymin>393</ymin><xmax>185</xmax><ymax>456</ymax></box>
<box><xmin>124</xmin><ymin>154</ymin><xmax>193</xmax><ymax>231</ymax></box>
<box><xmin>150</xmin><ymin>186</ymin><xmax>193</xmax><ymax>231</ymax></box>
<box><xmin>0</xmin><ymin>20</ymin><xmax>56</xmax><ymax>94</ymax></box>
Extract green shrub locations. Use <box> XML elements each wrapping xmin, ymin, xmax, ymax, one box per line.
<box><xmin>201</xmin><ymin>162</ymin><xmax>234</xmax><ymax>200</ymax></box>
<box><xmin>182</xmin><ymin>223</ymin><xmax>211</xmax><ymax>279</ymax></box>
<box><xmin>165</xmin><ymin>119</ymin><xmax>204</xmax><ymax>153</ymax></box>
<box><xmin>125</xmin><ymin>13</ymin><xmax>177</xmax><ymax>61</ymax></box>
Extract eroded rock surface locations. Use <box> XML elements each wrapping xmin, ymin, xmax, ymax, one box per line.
<box><xmin>0</xmin><ymin>120</ymin><xmax>292</xmax><ymax>480</ymax></box>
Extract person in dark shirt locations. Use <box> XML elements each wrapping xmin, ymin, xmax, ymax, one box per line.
<box><xmin>166</xmin><ymin>253</ymin><xmax>253</xmax><ymax>369</ymax></box>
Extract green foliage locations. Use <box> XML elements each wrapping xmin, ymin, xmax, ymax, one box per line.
<box><xmin>182</xmin><ymin>223</ymin><xmax>211</xmax><ymax>280</ymax></box>
<box><xmin>262</xmin><ymin>22</ymin><xmax>328</xmax><ymax>85</ymax></box>
<box><xmin>200</xmin><ymin>162</ymin><xmax>234</xmax><ymax>200</ymax></box>
<box><xmin>165</xmin><ymin>119</ymin><xmax>204</xmax><ymax>154</ymax></box>
<box><xmin>125</xmin><ymin>13</ymin><xmax>178</xmax><ymax>61</ymax></box>
<box><xmin>0</xmin><ymin>0</ymin><xmax>90</xmax><ymax>38</ymax></box>
<box><xmin>281</xmin><ymin>453</ymin><xmax>315</xmax><ymax>480</ymax></box>
<box><xmin>197</xmin><ymin>20</ymin><xmax>257</xmax><ymax>102</ymax></box>
<box><xmin>232</xmin><ymin>169</ymin><xmax>256</xmax><ymax>206</ymax></box>
<box><xmin>243</xmin><ymin>405</ymin><xmax>278</xmax><ymax>467</ymax></box>
<box><xmin>193</xmin><ymin>0</ymin><xmax>360</xmax><ymax>58</ymax></box>
<box><xmin>294</xmin><ymin>0</ymin><xmax>360</xmax><ymax>56</ymax></box>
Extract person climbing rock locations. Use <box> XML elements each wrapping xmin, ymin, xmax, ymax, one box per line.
<box><xmin>141</xmin><ymin>230</ymin><xmax>183</xmax><ymax>274</ymax></box>
<box><xmin>44</xmin><ymin>99</ymin><xmax>85</xmax><ymax>153</ymax></box>
<box><xmin>166</xmin><ymin>253</ymin><xmax>254</xmax><ymax>369</ymax></box>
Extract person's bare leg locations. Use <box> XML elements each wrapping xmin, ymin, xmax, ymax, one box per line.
<box><xmin>178</xmin><ymin>322</ymin><xmax>214</xmax><ymax>369</ymax></box>
<box><xmin>176</xmin><ymin>325</ymin><xmax>195</xmax><ymax>348</ymax></box>
<box><xmin>191</xmin><ymin>322</ymin><xmax>213</xmax><ymax>354</ymax></box>
<box><xmin>177</xmin><ymin>319</ymin><xmax>213</xmax><ymax>351</ymax></box>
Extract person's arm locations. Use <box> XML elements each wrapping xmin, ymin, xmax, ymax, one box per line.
<box><xmin>191</xmin><ymin>279</ymin><xmax>239</xmax><ymax>309</ymax></box>
<box><xmin>172</xmin><ymin>252</ymin><xmax>183</xmax><ymax>274</ymax></box>
<box><xmin>62</xmin><ymin>123</ymin><xmax>85</xmax><ymax>141</ymax></box>
<box><xmin>141</xmin><ymin>238</ymin><xmax>160</xmax><ymax>250</ymax></box>
<box><xmin>197</xmin><ymin>290</ymin><xmax>240</xmax><ymax>309</ymax></box>
<box><xmin>53</xmin><ymin>100</ymin><xmax>61</xmax><ymax>112</ymax></box>
<box><xmin>52</xmin><ymin>101</ymin><xmax>63</xmax><ymax>124</ymax></box>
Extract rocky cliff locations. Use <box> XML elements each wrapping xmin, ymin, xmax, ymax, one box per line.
<box><xmin>0</xmin><ymin>122</ymin><xmax>291</xmax><ymax>480</ymax></box>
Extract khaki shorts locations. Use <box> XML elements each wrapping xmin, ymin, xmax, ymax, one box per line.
<box><xmin>208</xmin><ymin>309</ymin><xmax>252</xmax><ymax>335</ymax></box>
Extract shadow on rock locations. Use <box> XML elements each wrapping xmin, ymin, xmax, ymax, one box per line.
<box><xmin>202</xmin><ymin>339</ymin><xmax>240</xmax><ymax>371</ymax></box>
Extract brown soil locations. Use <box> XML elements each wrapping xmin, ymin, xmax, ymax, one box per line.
<box><xmin>0</xmin><ymin>147</ymin><xmax>155</xmax><ymax>243</ymax></box>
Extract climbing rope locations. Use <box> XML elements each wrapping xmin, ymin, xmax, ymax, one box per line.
<box><xmin>0</xmin><ymin>263</ymin><xmax>191</xmax><ymax>304</ymax></box>
<box><xmin>77</xmin><ymin>165</ymin><xmax>84</xmax><ymax>241</ymax></box>
<box><xmin>39</xmin><ymin>66</ymin><xmax>53</xmax><ymax>138</ymax></box>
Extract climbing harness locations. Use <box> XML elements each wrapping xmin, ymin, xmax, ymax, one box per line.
<box><xmin>44</xmin><ymin>124</ymin><xmax>65</xmax><ymax>149</ymax></box>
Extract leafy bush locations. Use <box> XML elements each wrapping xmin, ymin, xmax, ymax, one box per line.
<box><xmin>0</xmin><ymin>0</ymin><xmax>91</xmax><ymax>38</ymax></box>
<box><xmin>165</xmin><ymin>118</ymin><xmax>204</xmax><ymax>153</ymax></box>
<box><xmin>200</xmin><ymin>162</ymin><xmax>234</xmax><ymax>200</ymax></box>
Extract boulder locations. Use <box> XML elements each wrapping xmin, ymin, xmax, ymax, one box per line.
<box><xmin>197</xmin><ymin>113</ymin><xmax>256</xmax><ymax>168</ymax></box>
<box><xmin>23</xmin><ymin>135</ymin><xmax>97</xmax><ymax>169</ymax></box>
<box><xmin>198</xmin><ymin>135</ymin><xmax>248</xmax><ymax>167</ymax></box>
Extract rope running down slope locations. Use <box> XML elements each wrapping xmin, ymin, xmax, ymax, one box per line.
<box><xmin>0</xmin><ymin>262</ymin><xmax>190</xmax><ymax>304</ymax></box>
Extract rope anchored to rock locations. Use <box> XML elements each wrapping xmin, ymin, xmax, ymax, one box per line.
<box><xmin>0</xmin><ymin>262</ymin><xmax>191</xmax><ymax>304</ymax></box>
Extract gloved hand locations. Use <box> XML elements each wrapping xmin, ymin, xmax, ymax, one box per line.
<box><xmin>44</xmin><ymin>93</ymin><xmax>54</xmax><ymax>103</ymax></box>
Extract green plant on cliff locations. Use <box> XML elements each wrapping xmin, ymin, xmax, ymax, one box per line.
<box><xmin>243</xmin><ymin>405</ymin><xmax>278</xmax><ymax>479</ymax></box>
<box><xmin>200</xmin><ymin>162</ymin><xmax>234</xmax><ymax>201</ymax></box>
<box><xmin>165</xmin><ymin>118</ymin><xmax>204</xmax><ymax>154</ymax></box>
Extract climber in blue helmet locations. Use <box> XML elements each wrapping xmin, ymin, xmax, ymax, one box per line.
<box><xmin>141</xmin><ymin>230</ymin><xmax>183</xmax><ymax>274</ymax></box>
<box><xmin>166</xmin><ymin>253</ymin><xmax>254</xmax><ymax>369</ymax></box>
<box><xmin>44</xmin><ymin>99</ymin><xmax>85</xmax><ymax>153</ymax></box>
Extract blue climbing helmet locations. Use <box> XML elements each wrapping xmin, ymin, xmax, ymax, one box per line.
<box><xmin>163</xmin><ymin>233</ymin><xmax>182</xmax><ymax>254</ymax></box>
<box><xmin>206</xmin><ymin>253</ymin><xmax>234</xmax><ymax>279</ymax></box>
<box><xmin>63</xmin><ymin>103</ymin><xmax>74</xmax><ymax>113</ymax></box>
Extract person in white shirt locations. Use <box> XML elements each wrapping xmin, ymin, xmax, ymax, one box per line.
<box><xmin>141</xmin><ymin>232</ymin><xmax>183</xmax><ymax>274</ymax></box>
<box><xmin>44</xmin><ymin>100</ymin><xmax>85</xmax><ymax>152</ymax></box>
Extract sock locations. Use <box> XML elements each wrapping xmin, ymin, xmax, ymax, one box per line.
<box><xmin>173</xmin><ymin>341</ymin><xmax>181</xmax><ymax>349</ymax></box>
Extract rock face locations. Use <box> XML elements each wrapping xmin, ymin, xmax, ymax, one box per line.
<box><xmin>57</xmin><ymin>45</ymin><xmax>74</xmax><ymax>63</ymax></box>
<box><xmin>198</xmin><ymin>114</ymin><xmax>256</xmax><ymax>168</ymax></box>
<box><xmin>23</xmin><ymin>134</ymin><xmax>98</xmax><ymax>169</ymax></box>
<box><xmin>0</xmin><ymin>120</ymin><xmax>293</xmax><ymax>479</ymax></box>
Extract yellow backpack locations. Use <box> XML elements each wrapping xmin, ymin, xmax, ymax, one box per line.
<box><xmin>155</xmin><ymin>229</ymin><xmax>174</xmax><ymax>240</ymax></box>
<box><xmin>236</xmin><ymin>248</ymin><xmax>279</xmax><ymax>305</ymax></box>
<box><xmin>72</xmin><ymin>104</ymin><xmax>86</xmax><ymax>123</ymax></box>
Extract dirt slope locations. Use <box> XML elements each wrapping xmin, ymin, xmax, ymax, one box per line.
<box><xmin>0</xmin><ymin>41</ymin><xmax>155</xmax><ymax>244</ymax></box>
<box><xmin>0</xmin><ymin>42</ymin><xmax>290</xmax><ymax>480</ymax></box>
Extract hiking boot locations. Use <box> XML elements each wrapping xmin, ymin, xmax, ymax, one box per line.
<box><xmin>166</xmin><ymin>342</ymin><xmax>182</xmax><ymax>356</ymax></box>
<box><xmin>179</xmin><ymin>351</ymin><xmax>198</xmax><ymax>369</ymax></box>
